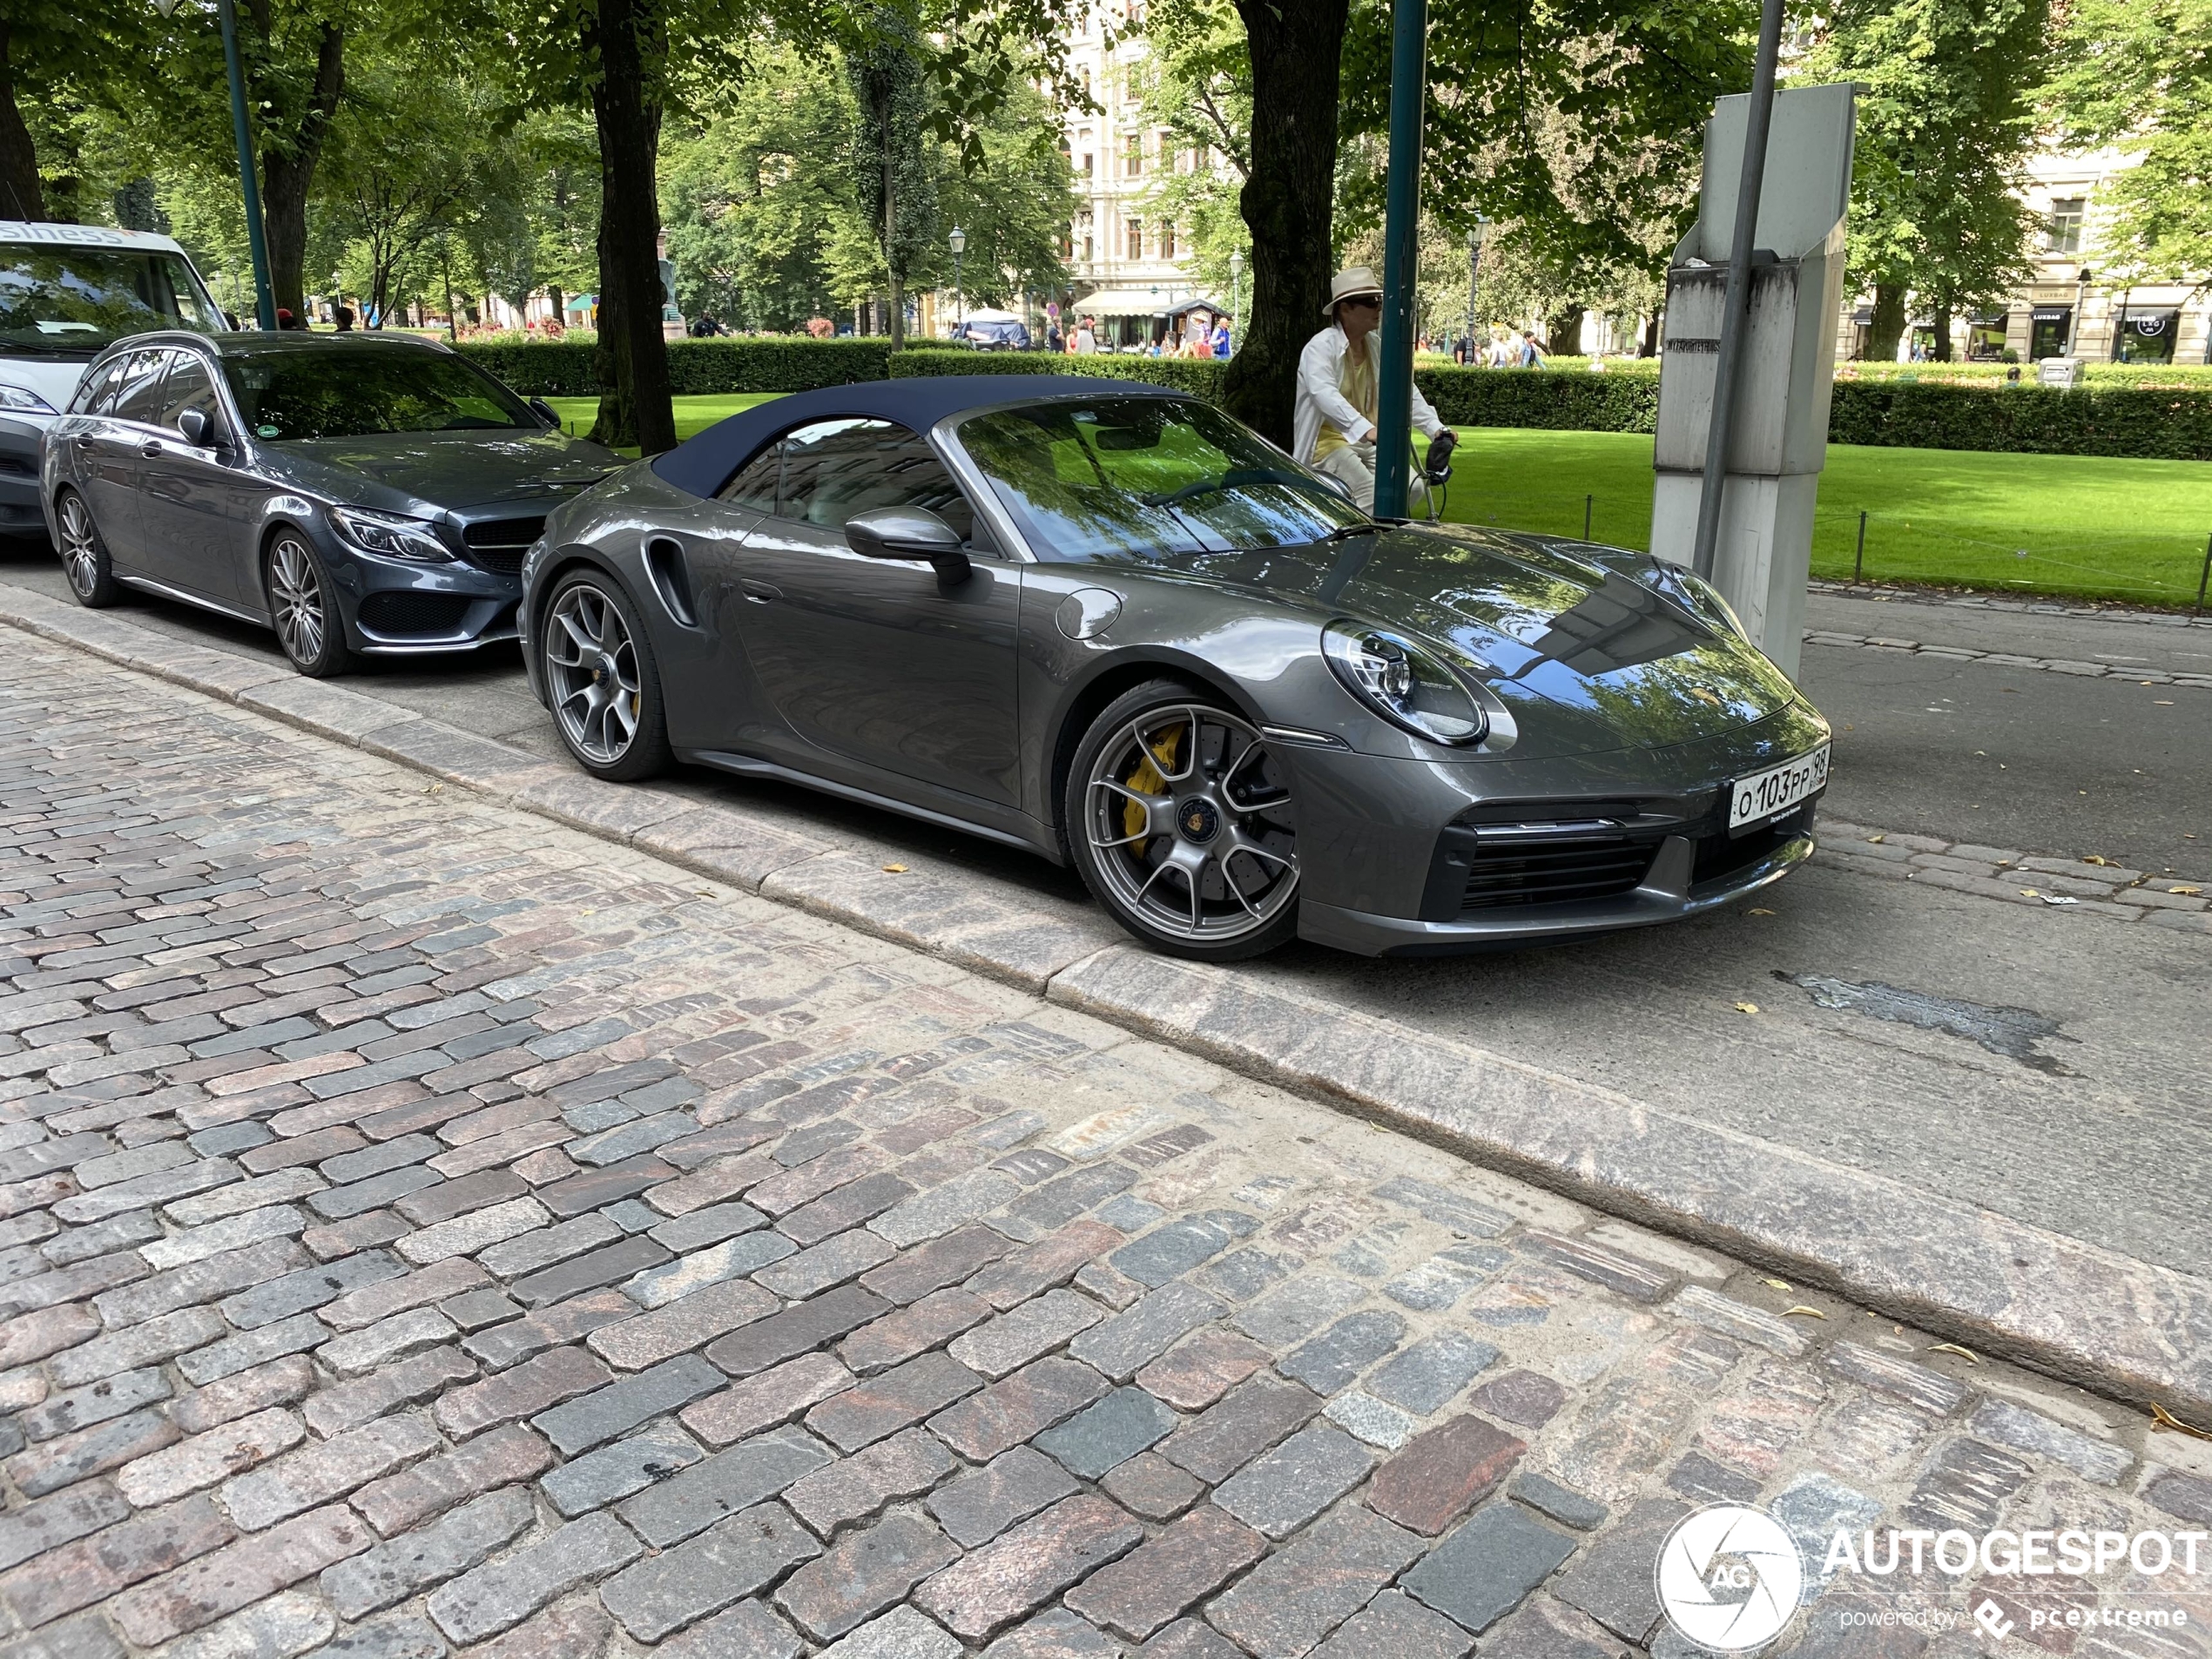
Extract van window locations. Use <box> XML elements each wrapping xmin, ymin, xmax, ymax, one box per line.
<box><xmin>0</xmin><ymin>244</ymin><xmax>222</xmax><ymax>354</ymax></box>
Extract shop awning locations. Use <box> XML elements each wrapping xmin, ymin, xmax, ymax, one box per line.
<box><xmin>2119</xmin><ymin>307</ymin><xmax>2181</xmax><ymax>329</ymax></box>
<box><xmin>1851</xmin><ymin>307</ymin><xmax>1873</xmax><ymax>325</ymax></box>
<box><xmin>2031</xmin><ymin>306</ymin><xmax>2070</xmax><ymax>322</ymax></box>
<box><xmin>1074</xmin><ymin>287</ymin><xmax>1192</xmax><ymax>317</ymax></box>
<box><xmin>1969</xmin><ymin>310</ymin><xmax>2007</xmax><ymax>326</ymax></box>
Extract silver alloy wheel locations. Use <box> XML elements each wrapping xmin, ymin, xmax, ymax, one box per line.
<box><xmin>58</xmin><ymin>494</ymin><xmax>102</xmax><ymax>597</ymax></box>
<box><xmin>546</xmin><ymin>583</ymin><xmax>642</xmax><ymax>765</ymax></box>
<box><xmin>269</xmin><ymin>536</ymin><xmax>327</xmax><ymax>664</ymax></box>
<box><xmin>1085</xmin><ymin>704</ymin><xmax>1298</xmax><ymax>943</ymax></box>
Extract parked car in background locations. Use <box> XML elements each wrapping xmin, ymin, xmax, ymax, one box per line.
<box><xmin>954</xmin><ymin>310</ymin><xmax>1032</xmax><ymax>350</ymax></box>
<box><xmin>516</xmin><ymin>376</ymin><xmax>1831</xmax><ymax>961</ymax></box>
<box><xmin>0</xmin><ymin>219</ymin><xmax>229</xmax><ymax>543</ymax></box>
<box><xmin>40</xmin><ymin>330</ymin><xmax>621</xmax><ymax>676</ymax></box>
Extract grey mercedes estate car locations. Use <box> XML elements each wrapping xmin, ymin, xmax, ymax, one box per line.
<box><xmin>40</xmin><ymin>330</ymin><xmax>619</xmax><ymax>675</ymax></box>
<box><xmin>518</xmin><ymin>376</ymin><xmax>1831</xmax><ymax>960</ymax></box>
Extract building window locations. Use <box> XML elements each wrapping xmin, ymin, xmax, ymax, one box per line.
<box><xmin>1124</xmin><ymin>133</ymin><xmax>1143</xmax><ymax>178</ymax></box>
<box><xmin>1126</xmin><ymin>217</ymin><xmax>1143</xmax><ymax>260</ymax></box>
<box><xmin>1160</xmin><ymin>222</ymin><xmax>1177</xmax><ymax>260</ymax></box>
<box><xmin>2047</xmin><ymin>198</ymin><xmax>2084</xmax><ymax>255</ymax></box>
<box><xmin>1082</xmin><ymin>152</ymin><xmax>1094</xmax><ymax>178</ymax></box>
<box><xmin>1082</xmin><ymin>231</ymin><xmax>1095</xmax><ymax>262</ymax></box>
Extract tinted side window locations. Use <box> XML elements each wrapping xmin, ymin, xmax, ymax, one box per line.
<box><xmin>157</xmin><ymin>354</ymin><xmax>220</xmax><ymax>435</ymax></box>
<box><xmin>778</xmin><ymin>418</ymin><xmax>975</xmax><ymax>543</ymax></box>
<box><xmin>111</xmin><ymin>348</ymin><xmax>174</xmax><ymax>424</ymax></box>
<box><xmin>716</xmin><ymin>443</ymin><xmax>782</xmax><ymax>515</ymax></box>
<box><xmin>75</xmin><ymin>356</ymin><xmax>127</xmax><ymax>415</ymax></box>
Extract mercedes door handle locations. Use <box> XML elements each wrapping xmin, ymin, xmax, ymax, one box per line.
<box><xmin>740</xmin><ymin>579</ymin><xmax>780</xmax><ymax>604</ymax></box>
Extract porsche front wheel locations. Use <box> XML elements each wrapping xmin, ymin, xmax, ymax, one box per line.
<box><xmin>1066</xmin><ymin>680</ymin><xmax>1300</xmax><ymax>961</ymax></box>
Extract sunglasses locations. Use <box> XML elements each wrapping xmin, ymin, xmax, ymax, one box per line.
<box><xmin>1340</xmin><ymin>296</ymin><xmax>1382</xmax><ymax>311</ymax></box>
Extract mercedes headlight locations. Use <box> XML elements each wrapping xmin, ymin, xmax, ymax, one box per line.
<box><xmin>1321</xmin><ymin>620</ymin><xmax>1487</xmax><ymax>745</ymax></box>
<box><xmin>0</xmin><ymin>383</ymin><xmax>57</xmax><ymax>415</ymax></box>
<box><xmin>330</xmin><ymin>505</ymin><xmax>453</xmax><ymax>563</ymax></box>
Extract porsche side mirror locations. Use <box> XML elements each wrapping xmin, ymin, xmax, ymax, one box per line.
<box><xmin>845</xmin><ymin>505</ymin><xmax>971</xmax><ymax>583</ymax></box>
<box><xmin>177</xmin><ymin>408</ymin><xmax>213</xmax><ymax>448</ymax></box>
<box><xmin>529</xmin><ymin>398</ymin><xmax>561</xmax><ymax>428</ymax></box>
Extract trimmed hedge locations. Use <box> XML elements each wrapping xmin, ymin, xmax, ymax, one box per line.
<box><xmin>887</xmin><ymin>348</ymin><xmax>1228</xmax><ymax>396</ymax></box>
<box><xmin>461</xmin><ymin>334</ymin><xmax>2212</xmax><ymax>460</ymax></box>
<box><xmin>456</xmin><ymin>336</ymin><xmax>894</xmax><ymax>397</ymax></box>
<box><xmin>1411</xmin><ymin>364</ymin><xmax>2212</xmax><ymax>460</ymax></box>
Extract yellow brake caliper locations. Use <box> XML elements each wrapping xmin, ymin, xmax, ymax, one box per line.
<box><xmin>1123</xmin><ymin>723</ymin><xmax>1184</xmax><ymax>845</ymax></box>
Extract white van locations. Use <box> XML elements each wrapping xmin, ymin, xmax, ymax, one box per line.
<box><xmin>0</xmin><ymin>220</ymin><xmax>231</xmax><ymax>541</ymax></box>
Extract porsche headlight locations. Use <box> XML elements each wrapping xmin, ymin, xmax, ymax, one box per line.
<box><xmin>330</xmin><ymin>505</ymin><xmax>453</xmax><ymax>563</ymax></box>
<box><xmin>1321</xmin><ymin>620</ymin><xmax>1487</xmax><ymax>745</ymax></box>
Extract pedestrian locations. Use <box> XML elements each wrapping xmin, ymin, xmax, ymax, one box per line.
<box><xmin>1519</xmin><ymin>333</ymin><xmax>1544</xmax><ymax>368</ymax></box>
<box><xmin>1075</xmin><ymin>316</ymin><xmax>1098</xmax><ymax>354</ymax></box>
<box><xmin>1211</xmin><ymin>314</ymin><xmax>1231</xmax><ymax>357</ymax></box>
<box><xmin>332</xmin><ymin>305</ymin><xmax>354</xmax><ymax>333</ymax></box>
<box><xmin>1047</xmin><ymin>322</ymin><xmax>1063</xmax><ymax>354</ymax></box>
<box><xmin>1294</xmin><ymin>265</ymin><xmax>1454</xmax><ymax>515</ymax></box>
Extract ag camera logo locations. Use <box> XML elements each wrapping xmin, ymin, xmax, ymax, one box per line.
<box><xmin>1656</xmin><ymin>1504</ymin><xmax>1806</xmax><ymax>1651</ymax></box>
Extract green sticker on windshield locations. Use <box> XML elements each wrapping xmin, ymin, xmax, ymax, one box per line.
<box><xmin>257</xmin><ymin>424</ymin><xmax>280</xmax><ymax>439</ymax></box>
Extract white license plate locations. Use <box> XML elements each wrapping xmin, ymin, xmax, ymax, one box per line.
<box><xmin>1729</xmin><ymin>745</ymin><xmax>1831</xmax><ymax>830</ymax></box>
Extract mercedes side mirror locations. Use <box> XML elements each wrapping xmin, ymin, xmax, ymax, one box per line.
<box><xmin>177</xmin><ymin>408</ymin><xmax>213</xmax><ymax>448</ymax></box>
<box><xmin>845</xmin><ymin>505</ymin><xmax>971</xmax><ymax>583</ymax></box>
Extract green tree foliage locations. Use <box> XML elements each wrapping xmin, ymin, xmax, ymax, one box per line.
<box><xmin>2044</xmin><ymin>0</ymin><xmax>2212</xmax><ymax>287</ymax></box>
<box><xmin>1131</xmin><ymin>0</ymin><xmax>1251</xmax><ymax>300</ymax></box>
<box><xmin>846</xmin><ymin>9</ymin><xmax>935</xmax><ymax>346</ymax></box>
<box><xmin>1801</xmin><ymin>0</ymin><xmax>2050</xmax><ymax>361</ymax></box>
<box><xmin>0</xmin><ymin>0</ymin><xmax>148</xmax><ymax>219</ymax></box>
<box><xmin>658</xmin><ymin>43</ymin><xmax>1070</xmax><ymax>341</ymax></box>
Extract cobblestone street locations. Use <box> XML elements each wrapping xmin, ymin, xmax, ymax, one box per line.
<box><xmin>3</xmin><ymin>629</ymin><xmax>2209</xmax><ymax>1659</ymax></box>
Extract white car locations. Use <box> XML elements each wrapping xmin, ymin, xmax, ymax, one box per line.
<box><xmin>0</xmin><ymin>220</ymin><xmax>230</xmax><ymax>542</ymax></box>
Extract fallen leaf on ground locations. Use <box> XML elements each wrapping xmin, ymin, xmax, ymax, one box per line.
<box><xmin>1865</xmin><ymin>833</ymin><xmax>1885</xmax><ymax>844</ymax></box>
<box><xmin>2020</xmin><ymin>888</ymin><xmax>2040</xmax><ymax>897</ymax></box>
<box><xmin>1732</xmin><ymin>1001</ymin><xmax>1760</xmax><ymax>1015</ymax></box>
<box><xmin>881</xmin><ymin>863</ymin><xmax>907</xmax><ymax>873</ymax></box>
<box><xmin>2155</xmin><ymin>700</ymin><xmax>2174</xmax><ymax>706</ymax></box>
<box><xmin>2043</xmin><ymin>895</ymin><xmax>2079</xmax><ymax>907</ymax></box>
<box><xmin>2170</xmin><ymin>886</ymin><xmax>2203</xmax><ymax>898</ymax></box>
<box><xmin>1782</xmin><ymin>1305</ymin><xmax>1828</xmax><ymax>1319</ymax></box>
<box><xmin>2082</xmin><ymin>854</ymin><xmax>2112</xmax><ymax>867</ymax></box>
<box><xmin>1762</xmin><ymin>1278</ymin><xmax>1792</xmax><ymax>1292</ymax></box>
<box><xmin>1749</xmin><ymin>907</ymin><xmax>1776</xmax><ymax>915</ymax></box>
<box><xmin>1929</xmin><ymin>1343</ymin><xmax>1981</xmax><ymax>1364</ymax></box>
<box><xmin>2152</xmin><ymin>1403</ymin><xmax>2212</xmax><ymax>1441</ymax></box>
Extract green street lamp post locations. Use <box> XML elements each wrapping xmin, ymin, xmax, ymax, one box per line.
<box><xmin>1371</xmin><ymin>0</ymin><xmax>1431</xmax><ymax>518</ymax></box>
<box><xmin>215</xmin><ymin>0</ymin><xmax>277</xmax><ymax>328</ymax></box>
<box><xmin>1465</xmin><ymin>216</ymin><xmax>1487</xmax><ymax>358</ymax></box>
<box><xmin>1229</xmin><ymin>250</ymin><xmax>1243</xmax><ymax>352</ymax></box>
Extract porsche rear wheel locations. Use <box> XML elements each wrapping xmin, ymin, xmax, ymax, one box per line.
<box><xmin>1066</xmin><ymin>680</ymin><xmax>1299</xmax><ymax>961</ymax></box>
<box><xmin>543</xmin><ymin>570</ymin><xmax>671</xmax><ymax>781</ymax></box>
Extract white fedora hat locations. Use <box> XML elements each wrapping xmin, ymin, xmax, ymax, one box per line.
<box><xmin>1324</xmin><ymin>266</ymin><xmax>1384</xmax><ymax>317</ymax></box>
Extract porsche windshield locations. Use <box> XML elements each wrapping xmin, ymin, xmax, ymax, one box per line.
<box><xmin>0</xmin><ymin>243</ymin><xmax>224</xmax><ymax>354</ymax></box>
<box><xmin>222</xmin><ymin>347</ymin><xmax>534</xmax><ymax>441</ymax></box>
<box><xmin>955</xmin><ymin>396</ymin><xmax>1367</xmax><ymax>562</ymax></box>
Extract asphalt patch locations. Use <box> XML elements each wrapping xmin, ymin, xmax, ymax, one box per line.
<box><xmin>1777</xmin><ymin>970</ymin><xmax>2074</xmax><ymax>1075</ymax></box>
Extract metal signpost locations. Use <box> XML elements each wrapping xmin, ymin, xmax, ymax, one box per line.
<box><xmin>1649</xmin><ymin>79</ymin><xmax>1857</xmax><ymax>680</ymax></box>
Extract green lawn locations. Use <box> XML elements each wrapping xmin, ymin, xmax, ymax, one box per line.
<box><xmin>550</xmin><ymin>394</ymin><xmax>2212</xmax><ymax>606</ymax></box>
<box><xmin>1432</xmin><ymin>428</ymin><xmax>2212</xmax><ymax>607</ymax></box>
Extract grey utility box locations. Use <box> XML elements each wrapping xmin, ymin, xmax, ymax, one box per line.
<box><xmin>1651</xmin><ymin>83</ymin><xmax>1857</xmax><ymax>681</ymax></box>
<box><xmin>2038</xmin><ymin>356</ymin><xmax>2084</xmax><ymax>388</ymax></box>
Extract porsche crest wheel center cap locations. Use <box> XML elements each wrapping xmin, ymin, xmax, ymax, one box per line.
<box><xmin>1177</xmin><ymin>798</ymin><xmax>1221</xmax><ymax>843</ymax></box>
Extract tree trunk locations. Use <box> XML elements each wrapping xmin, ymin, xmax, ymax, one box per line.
<box><xmin>1546</xmin><ymin>304</ymin><xmax>1584</xmax><ymax>356</ymax></box>
<box><xmin>1221</xmin><ymin>0</ymin><xmax>1350</xmax><ymax>448</ymax></box>
<box><xmin>586</xmin><ymin>0</ymin><xmax>676</xmax><ymax>453</ymax></box>
<box><xmin>880</xmin><ymin>87</ymin><xmax>905</xmax><ymax>352</ymax></box>
<box><xmin>1639</xmin><ymin>311</ymin><xmax>1661</xmax><ymax>357</ymax></box>
<box><xmin>1868</xmin><ymin>283</ymin><xmax>1907</xmax><ymax>363</ymax></box>
<box><xmin>253</xmin><ymin>21</ymin><xmax>346</xmax><ymax>319</ymax></box>
<box><xmin>0</xmin><ymin>25</ymin><xmax>41</xmax><ymax>221</ymax></box>
<box><xmin>1928</xmin><ymin>297</ymin><xmax>1953</xmax><ymax>362</ymax></box>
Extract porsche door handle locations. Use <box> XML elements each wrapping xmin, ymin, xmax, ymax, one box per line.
<box><xmin>739</xmin><ymin>579</ymin><xmax>780</xmax><ymax>604</ymax></box>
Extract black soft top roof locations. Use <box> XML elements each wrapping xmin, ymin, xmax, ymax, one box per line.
<box><xmin>648</xmin><ymin>373</ymin><xmax>1184</xmax><ymax>498</ymax></box>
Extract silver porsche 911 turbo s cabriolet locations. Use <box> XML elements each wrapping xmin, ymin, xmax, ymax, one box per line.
<box><xmin>517</xmin><ymin>375</ymin><xmax>1831</xmax><ymax>961</ymax></box>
